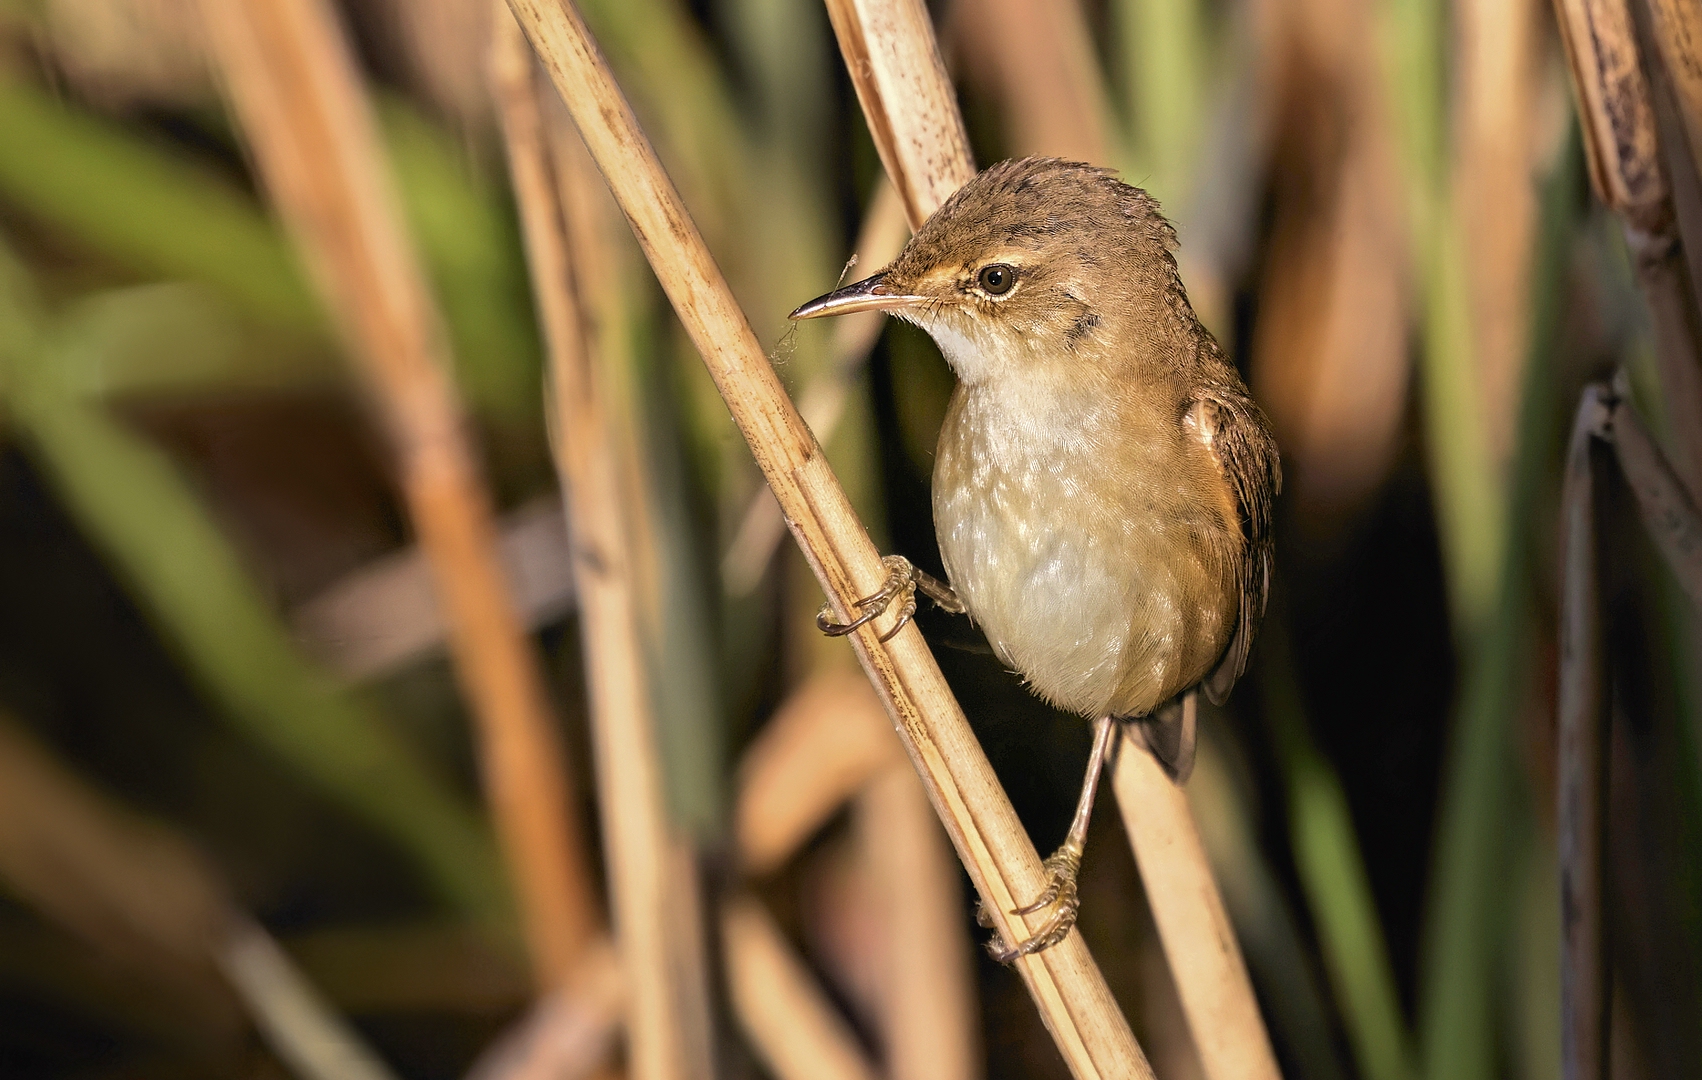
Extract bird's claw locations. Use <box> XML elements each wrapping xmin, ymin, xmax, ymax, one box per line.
<box><xmin>817</xmin><ymin>555</ymin><xmax>923</xmax><ymax>643</ymax></box>
<box><xmin>984</xmin><ymin>846</ymin><xmax>1083</xmax><ymax>963</ymax></box>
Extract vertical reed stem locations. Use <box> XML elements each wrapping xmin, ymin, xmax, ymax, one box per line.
<box><xmin>492</xmin><ymin>12</ymin><xmax>709</xmax><ymax>1078</ymax></box>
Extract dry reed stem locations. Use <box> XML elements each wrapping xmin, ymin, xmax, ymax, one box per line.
<box><xmin>857</xmin><ymin>762</ymin><xmax>980</xmax><ymax>1080</ymax></box>
<box><xmin>1643</xmin><ymin>0</ymin><xmax>1702</xmax><ymax>183</ymax></box>
<box><xmin>1558</xmin><ymin>386</ymin><xmax>1611</xmax><ymax>1080</ymax></box>
<box><xmin>940</xmin><ymin>1</ymin><xmax>1283</xmax><ymax>1072</ymax></box>
<box><xmin>821</xmin><ymin>0</ymin><xmax>975</xmax><ymax>229</ymax></box>
<box><xmin>1113</xmin><ymin>743</ymin><xmax>1281</xmax><ymax>1080</ymax></box>
<box><xmin>503</xmin><ymin>0</ymin><xmax>1147</xmax><ymax>1074</ymax></box>
<box><xmin>197</xmin><ymin>0</ymin><xmax>598</xmax><ymax>986</ymax></box>
<box><xmin>722</xmin><ymin>895</ymin><xmax>882</xmax><ymax>1080</ymax></box>
<box><xmin>735</xmin><ymin>668</ymin><xmax>906</xmax><ymax>874</ymax></box>
<box><xmin>1552</xmin><ymin>0</ymin><xmax>1669</xmax><ymax>230</ymax></box>
<box><xmin>491</xmin><ymin>12</ymin><xmax>708</xmax><ymax>1080</ymax></box>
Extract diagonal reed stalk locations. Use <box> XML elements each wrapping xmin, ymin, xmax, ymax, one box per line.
<box><xmin>503</xmin><ymin>0</ymin><xmax>1149</xmax><ymax>1074</ymax></box>
<box><xmin>491</xmin><ymin>9</ymin><xmax>712</xmax><ymax>1078</ymax></box>
<box><xmin>869</xmin><ymin>0</ymin><xmax>1281</xmax><ymax>1073</ymax></box>
<box><xmin>197</xmin><ymin>0</ymin><xmax>600</xmax><ymax>990</ymax></box>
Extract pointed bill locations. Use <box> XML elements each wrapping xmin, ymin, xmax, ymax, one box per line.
<box><xmin>789</xmin><ymin>272</ymin><xmax>927</xmax><ymax>319</ymax></box>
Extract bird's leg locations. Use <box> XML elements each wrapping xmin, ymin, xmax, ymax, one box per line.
<box><xmin>817</xmin><ymin>555</ymin><xmax>963</xmax><ymax>642</ymax></box>
<box><xmin>983</xmin><ymin>713</ymin><xmax>1117</xmax><ymax>962</ymax></box>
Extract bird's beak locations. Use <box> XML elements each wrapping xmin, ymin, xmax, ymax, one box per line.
<box><xmin>789</xmin><ymin>272</ymin><xmax>927</xmax><ymax>320</ymax></box>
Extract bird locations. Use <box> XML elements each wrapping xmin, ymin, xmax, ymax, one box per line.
<box><xmin>789</xmin><ymin>157</ymin><xmax>1280</xmax><ymax>961</ymax></box>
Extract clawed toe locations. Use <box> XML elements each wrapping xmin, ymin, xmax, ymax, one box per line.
<box><xmin>816</xmin><ymin>555</ymin><xmax>919</xmax><ymax>639</ymax></box>
<box><xmin>984</xmin><ymin>846</ymin><xmax>1083</xmax><ymax>963</ymax></box>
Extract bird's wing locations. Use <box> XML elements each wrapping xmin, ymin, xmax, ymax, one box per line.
<box><xmin>1197</xmin><ymin>387</ymin><xmax>1281</xmax><ymax>706</ymax></box>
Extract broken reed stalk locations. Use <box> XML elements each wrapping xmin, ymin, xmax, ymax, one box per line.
<box><xmin>490</xmin><ymin>12</ymin><xmax>706</xmax><ymax>1080</ymax></box>
<box><xmin>197</xmin><ymin>0</ymin><xmax>599</xmax><ymax>987</ymax></box>
<box><xmin>1554</xmin><ymin>0</ymin><xmax>1702</xmax><ymax>497</ymax></box>
<box><xmin>502</xmin><ymin>0</ymin><xmax>1148</xmax><ymax>1075</ymax></box>
<box><xmin>722</xmin><ymin>895</ymin><xmax>882</xmax><ymax>1080</ymax></box>
<box><xmin>826</xmin><ymin>1</ymin><xmax>1281</xmax><ymax>1074</ymax></box>
<box><xmin>1558</xmin><ymin>386</ymin><xmax>1611</xmax><ymax>1080</ymax></box>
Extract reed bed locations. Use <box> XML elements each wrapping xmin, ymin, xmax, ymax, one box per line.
<box><xmin>0</xmin><ymin>1</ymin><xmax>1699</xmax><ymax>1079</ymax></box>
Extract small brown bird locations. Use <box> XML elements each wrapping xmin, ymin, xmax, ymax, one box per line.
<box><xmin>791</xmin><ymin>158</ymin><xmax>1279</xmax><ymax>960</ymax></box>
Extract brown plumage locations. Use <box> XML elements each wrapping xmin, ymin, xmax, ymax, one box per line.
<box><xmin>792</xmin><ymin>157</ymin><xmax>1280</xmax><ymax>960</ymax></box>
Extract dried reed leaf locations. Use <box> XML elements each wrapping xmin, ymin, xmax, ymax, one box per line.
<box><xmin>502</xmin><ymin>0</ymin><xmax>1146</xmax><ymax>1073</ymax></box>
<box><xmin>491</xmin><ymin>12</ymin><xmax>711</xmax><ymax>1080</ymax></box>
<box><xmin>1552</xmin><ymin>0</ymin><xmax>1669</xmax><ymax>229</ymax></box>
<box><xmin>220</xmin><ymin>918</ymin><xmax>405</xmax><ymax>1080</ymax></box>
<box><xmin>293</xmin><ymin>495</ymin><xmax>574</xmax><ymax>682</ymax></box>
<box><xmin>463</xmin><ymin>941</ymin><xmax>625</xmax><ymax>1080</ymax></box>
<box><xmin>722</xmin><ymin>895</ymin><xmax>883</xmax><ymax>1080</ymax></box>
<box><xmin>856</xmin><ymin>763</ymin><xmax>980</xmax><ymax>1080</ymax></box>
<box><xmin>736</xmin><ymin>668</ymin><xmax>906</xmax><ymax>874</ymax></box>
<box><xmin>1643</xmin><ymin>0</ymin><xmax>1702</xmax><ymax>195</ymax></box>
<box><xmin>197</xmin><ymin>0</ymin><xmax>599</xmax><ymax>987</ymax></box>
<box><xmin>1605</xmin><ymin>389</ymin><xmax>1702</xmax><ymax>605</ymax></box>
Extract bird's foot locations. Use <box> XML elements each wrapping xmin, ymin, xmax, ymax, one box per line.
<box><xmin>816</xmin><ymin>555</ymin><xmax>963</xmax><ymax>642</ymax></box>
<box><xmin>979</xmin><ymin>844</ymin><xmax>1083</xmax><ymax>963</ymax></box>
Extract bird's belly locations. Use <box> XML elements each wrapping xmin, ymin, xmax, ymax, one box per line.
<box><xmin>933</xmin><ymin>399</ymin><xmax>1236</xmax><ymax>719</ymax></box>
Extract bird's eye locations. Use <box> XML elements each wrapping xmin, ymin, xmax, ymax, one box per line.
<box><xmin>977</xmin><ymin>263</ymin><xmax>1017</xmax><ymax>296</ymax></box>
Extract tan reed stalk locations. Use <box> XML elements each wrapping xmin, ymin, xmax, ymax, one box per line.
<box><xmin>821</xmin><ymin>0</ymin><xmax>973</xmax><ymax>230</ymax></box>
<box><xmin>503</xmin><ymin>0</ymin><xmax>1149</xmax><ymax>1074</ymax></box>
<box><xmin>856</xmin><ymin>0</ymin><xmax>1282</xmax><ymax>1073</ymax></box>
<box><xmin>491</xmin><ymin>11</ymin><xmax>708</xmax><ymax>1080</ymax></box>
<box><xmin>721</xmin><ymin>894</ymin><xmax>882</xmax><ymax>1080</ymax></box>
<box><xmin>196</xmin><ymin>0</ymin><xmax>599</xmax><ymax>988</ymax></box>
<box><xmin>1112</xmin><ymin>747</ymin><xmax>1282</xmax><ymax>1080</ymax></box>
<box><xmin>856</xmin><ymin>762</ymin><xmax>980</xmax><ymax>1080</ymax></box>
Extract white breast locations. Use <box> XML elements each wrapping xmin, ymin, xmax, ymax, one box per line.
<box><xmin>933</xmin><ymin>368</ymin><xmax>1188</xmax><ymax>718</ymax></box>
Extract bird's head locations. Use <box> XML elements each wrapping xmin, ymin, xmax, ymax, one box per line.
<box><xmin>791</xmin><ymin>158</ymin><xmax>1183</xmax><ymax>385</ymax></box>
